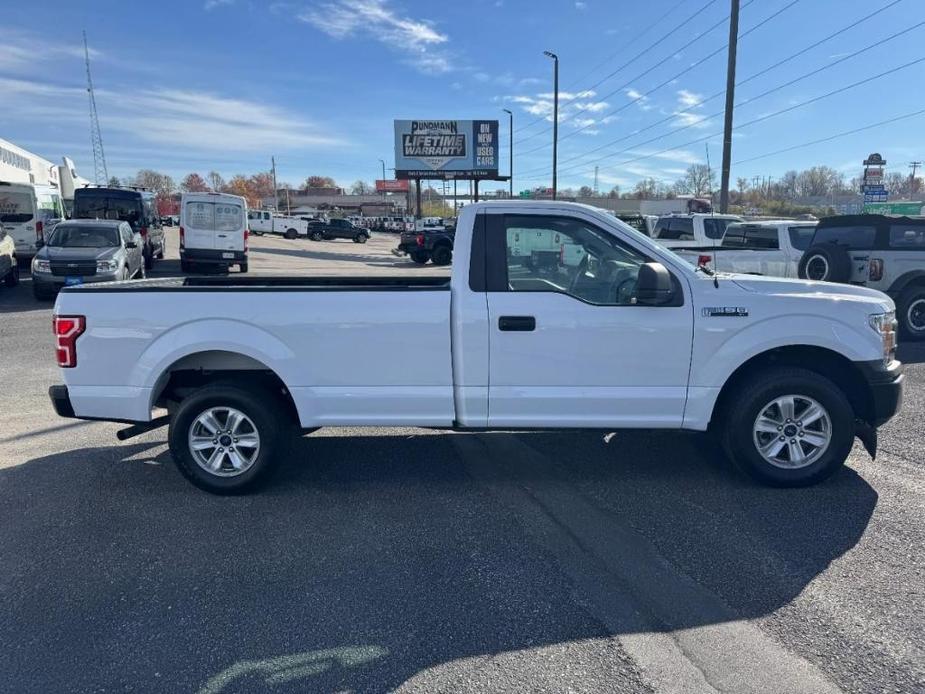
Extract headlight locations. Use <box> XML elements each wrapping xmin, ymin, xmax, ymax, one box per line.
<box><xmin>96</xmin><ymin>259</ymin><xmax>119</xmax><ymax>272</ymax></box>
<box><xmin>32</xmin><ymin>259</ymin><xmax>51</xmax><ymax>273</ymax></box>
<box><xmin>869</xmin><ymin>311</ymin><xmax>897</xmax><ymax>365</ymax></box>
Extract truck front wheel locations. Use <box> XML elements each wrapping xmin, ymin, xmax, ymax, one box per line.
<box><xmin>168</xmin><ymin>384</ymin><xmax>284</xmax><ymax>494</ymax></box>
<box><xmin>720</xmin><ymin>367</ymin><xmax>854</xmax><ymax>487</ymax></box>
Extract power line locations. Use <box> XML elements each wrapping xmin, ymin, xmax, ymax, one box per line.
<box><xmin>520</xmin><ymin>56</ymin><xmax>925</xmax><ymax>180</ymax></box>
<box><xmin>515</xmin><ymin>0</ymin><xmax>741</xmax><ymax>147</ymax></box>
<box><xmin>518</xmin><ymin>16</ymin><xmax>925</xmax><ymax>178</ymax></box>
<box><xmin>513</xmin><ymin>0</ymin><xmax>722</xmax><ymax>140</ymax></box>
<box><xmin>517</xmin><ymin>0</ymin><xmax>791</xmax><ymax>155</ymax></box>
<box><xmin>733</xmin><ymin>109</ymin><xmax>925</xmax><ymax>165</ymax></box>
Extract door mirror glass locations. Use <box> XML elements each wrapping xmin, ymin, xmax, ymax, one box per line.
<box><xmin>125</xmin><ymin>241</ymin><xmax>137</xmax><ymax>249</ymax></box>
<box><xmin>635</xmin><ymin>262</ymin><xmax>674</xmax><ymax>305</ymax></box>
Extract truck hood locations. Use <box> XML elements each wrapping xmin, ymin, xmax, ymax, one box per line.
<box><xmin>39</xmin><ymin>246</ymin><xmax>119</xmax><ymax>262</ymax></box>
<box><xmin>729</xmin><ymin>274</ymin><xmax>893</xmax><ymax>311</ymax></box>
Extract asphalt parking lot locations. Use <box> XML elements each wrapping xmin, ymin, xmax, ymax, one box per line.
<box><xmin>1</xmin><ymin>230</ymin><xmax>923</xmax><ymax>693</ymax></box>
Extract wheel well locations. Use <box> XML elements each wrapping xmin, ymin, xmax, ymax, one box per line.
<box><xmin>710</xmin><ymin>345</ymin><xmax>872</xmax><ymax>428</ymax></box>
<box><xmin>890</xmin><ymin>271</ymin><xmax>925</xmax><ymax>296</ymax></box>
<box><xmin>151</xmin><ymin>350</ymin><xmax>299</xmax><ymax>425</ymax></box>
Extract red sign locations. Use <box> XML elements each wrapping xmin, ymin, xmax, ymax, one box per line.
<box><xmin>376</xmin><ymin>179</ymin><xmax>409</xmax><ymax>193</ymax></box>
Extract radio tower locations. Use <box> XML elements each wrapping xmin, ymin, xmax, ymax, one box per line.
<box><xmin>83</xmin><ymin>30</ymin><xmax>108</xmax><ymax>184</ymax></box>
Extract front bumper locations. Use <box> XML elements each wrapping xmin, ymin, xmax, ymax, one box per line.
<box><xmin>856</xmin><ymin>359</ymin><xmax>904</xmax><ymax>426</ymax></box>
<box><xmin>32</xmin><ymin>269</ymin><xmax>122</xmax><ymax>290</ymax></box>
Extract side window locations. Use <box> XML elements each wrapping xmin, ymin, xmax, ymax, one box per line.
<box><xmin>889</xmin><ymin>225</ymin><xmax>925</xmax><ymax>248</ymax></box>
<box><xmin>657</xmin><ymin>218</ymin><xmax>694</xmax><ymax>241</ymax></box>
<box><xmin>263</xmin><ymin>212</ymin><xmax>270</xmax><ymax>221</ymax></box>
<box><xmin>788</xmin><ymin>226</ymin><xmax>816</xmax><ymax>251</ymax></box>
<box><xmin>722</xmin><ymin>224</ymin><xmax>746</xmax><ymax>247</ymax></box>
<box><xmin>653</xmin><ymin>219</ymin><xmax>670</xmax><ymax>238</ymax></box>
<box><xmin>744</xmin><ymin>226</ymin><xmax>779</xmax><ymax>249</ymax></box>
<box><xmin>812</xmin><ymin>225</ymin><xmax>876</xmax><ymax>249</ymax></box>
<box><xmin>703</xmin><ymin>218</ymin><xmax>725</xmax><ymax>240</ymax></box>
<box><xmin>502</xmin><ymin>215</ymin><xmax>651</xmax><ymax>306</ymax></box>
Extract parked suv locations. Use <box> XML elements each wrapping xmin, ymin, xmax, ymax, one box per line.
<box><xmin>31</xmin><ymin>220</ymin><xmax>144</xmax><ymax>300</ymax></box>
<box><xmin>798</xmin><ymin>214</ymin><xmax>925</xmax><ymax>340</ymax></box>
<box><xmin>307</xmin><ymin>218</ymin><xmax>370</xmax><ymax>243</ymax></box>
<box><xmin>72</xmin><ymin>186</ymin><xmax>165</xmax><ymax>270</ymax></box>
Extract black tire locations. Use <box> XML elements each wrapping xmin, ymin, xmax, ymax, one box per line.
<box><xmin>284</xmin><ymin>228</ymin><xmax>298</xmax><ymax>240</ymax></box>
<box><xmin>180</xmin><ymin>259</ymin><xmax>192</xmax><ymax>273</ymax></box>
<box><xmin>897</xmin><ymin>285</ymin><xmax>925</xmax><ymax>341</ymax></box>
<box><xmin>310</xmin><ymin>231</ymin><xmax>323</xmax><ymax>241</ymax></box>
<box><xmin>720</xmin><ymin>367</ymin><xmax>855</xmax><ymax>487</ymax></box>
<box><xmin>798</xmin><ymin>244</ymin><xmax>851</xmax><ymax>283</ymax></box>
<box><xmin>353</xmin><ymin>234</ymin><xmax>368</xmax><ymax>244</ymax></box>
<box><xmin>431</xmin><ymin>245</ymin><xmax>452</xmax><ymax>266</ymax></box>
<box><xmin>137</xmin><ymin>263</ymin><xmax>146</xmax><ymax>280</ymax></box>
<box><xmin>239</xmin><ymin>262</ymin><xmax>248</xmax><ymax>273</ymax></box>
<box><xmin>144</xmin><ymin>245</ymin><xmax>154</xmax><ymax>271</ymax></box>
<box><xmin>4</xmin><ymin>262</ymin><xmax>19</xmax><ymax>287</ymax></box>
<box><xmin>168</xmin><ymin>383</ymin><xmax>285</xmax><ymax>495</ymax></box>
<box><xmin>410</xmin><ymin>250</ymin><xmax>429</xmax><ymax>264</ymax></box>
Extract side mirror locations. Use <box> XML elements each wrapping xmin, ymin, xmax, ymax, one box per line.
<box><xmin>635</xmin><ymin>262</ymin><xmax>675</xmax><ymax>306</ymax></box>
<box><xmin>125</xmin><ymin>241</ymin><xmax>137</xmax><ymax>249</ymax></box>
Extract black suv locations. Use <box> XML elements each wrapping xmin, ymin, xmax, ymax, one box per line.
<box><xmin>73</xmin><ymin>186</ymin><xmax>165</xmax><ymax>270</ymax></box>
<box><xmin>798</xmin><ymin>214</ymin><xmax>925</xmax><ymax>340</ymax></box>
<box><xmin>306</xmin><ymin>218</ymin><xmax>370</xmax><ymax>243</ymax></box>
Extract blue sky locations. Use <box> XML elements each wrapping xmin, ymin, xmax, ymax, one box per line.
<box><xmin>3</xmin><ymin>0</ymin><xmax>924</xmax><ymax>193</ymax></box>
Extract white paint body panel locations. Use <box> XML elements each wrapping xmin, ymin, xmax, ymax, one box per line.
<box><xmin>55</xmin><ymin>201</ymin><xmax>892</xmax><ymax>433</ymax></box>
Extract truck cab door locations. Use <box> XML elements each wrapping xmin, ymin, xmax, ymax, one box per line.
<box><xmin>484</xmin><ymin>212</ymin><xmax>693</xmax><ymax>428</ymax></box>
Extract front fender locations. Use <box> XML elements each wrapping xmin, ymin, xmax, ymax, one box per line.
<box><xmin>692</xmin><ymin>313</ymin><xmax>879</xmax><ymax>388</ymax></box>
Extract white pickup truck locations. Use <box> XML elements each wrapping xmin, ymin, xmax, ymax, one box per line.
<box><xmin>651</xmin><ymin>213</ymin><xmax>743</xmax><ymax>250</ymax></box>
<box><xmin>674</xmin><ymin>220</ymin><xmax>817</xmax><ymax>277</ymax></box>
<box><xmin>49</xmin><ymin>202</ymin><xmax>903</xmax><ymax>494</ymax></box>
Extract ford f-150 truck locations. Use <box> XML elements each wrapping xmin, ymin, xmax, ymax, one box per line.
<box><xmin>48</xmin><ymin>201</ymin><xmax>903</xmax><ymax>494</ymax></box>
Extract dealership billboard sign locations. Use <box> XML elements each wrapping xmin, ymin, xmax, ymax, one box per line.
<box><xmin>375</xmin><ymin>179</ymin><xmax>410</xmax><ymax>193</ymax></box>
<box><xmin>394</xmin><ymin>120</ymin><xmax>498</xmax><ymax>179</ymax></box>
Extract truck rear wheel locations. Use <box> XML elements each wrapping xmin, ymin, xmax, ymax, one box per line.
<box><xmin>168</xmin><ymin>384</ymin><xmax>284</xmax><ymax>494</ymax></box>
<box><xmin>720</xmin><ymin>367</ymin><xmax>854</xmax><ymax>487</ymax></box>
<box><xmin>897</xmin><ymin>286</ymin><xmax>925</xmax><ymax>341</ymax></box>
<box><xmin>284</xmin><ymin>228</ymin><xmax>298</xmax><ymax>239</ymax></box>
<box><xmin>431</xmin><ymin>245</ymin><xmax>452</xmax><ymax>266</ymax></box>
<box><xmin>410</xmin><ymin>250</ymin><xmax>429</xmax><ymax>264</ymax></box>
<box><xmin>4</xmin><ymin>262</ymin><xmax>19</xmax><ymax>287</ymax></box>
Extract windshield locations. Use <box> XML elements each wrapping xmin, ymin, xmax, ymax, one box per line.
<box><xmin>0</xmin><ymin>191</ymin><xmax>34</xmax><ymax>223</ymax></box>
<box><xmin>74</xmin><ymin>195</ymin><xmax>141</xmax><ymax>225</ymax></box>
<box><xmin>49</xmin><ymin>225</ymin><xmax>120</xmax><ymax>248</ymax></box>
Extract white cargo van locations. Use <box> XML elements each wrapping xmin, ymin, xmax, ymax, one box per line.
<box><xmin>179</xmin><ymin>192</ymin><xmax>248</xmax><ymax>273</ymax></box>
<box><xmin>0</xmin><ymin>181</ymin><xmax>66</xmax><ymax>261</ymax></box>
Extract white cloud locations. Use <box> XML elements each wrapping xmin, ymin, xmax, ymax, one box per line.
<box><xmin>204</xmin><ymin>0</ymin><xmax>234</xmax><ymax>9</ymax></box>
<box><xmin>677</xmin><ymin>89</ymin><xmax>703</xmax><ymax>108</ymax></box>
<box><xmin>575</xmin><ymin>1</ymin><xmax>587</xmax><ymax>9</ymax></box>
<box><xmin>0</xmin><ymin>28</ymin><xmax>102</xmax><ymax>74</ymax></box>
<box><xmin>1</xmin><ymin>77</ymin><xmax>345</xmax><ymax>153</ymax></box>
<box><xmin>298</xmin><ymin>0</ymin><xmax>451</xmax><ymax>73</ymax></box>
<box><xmin>625</xmin><ymin>88</ymin><xmax>652</xmax><ymax>111</ymax></box>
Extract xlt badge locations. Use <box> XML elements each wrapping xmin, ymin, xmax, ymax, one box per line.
<box><xmin>702</xmin><ymin>307</ymin><xmax>749</xmax><ymax>317</ymax></box>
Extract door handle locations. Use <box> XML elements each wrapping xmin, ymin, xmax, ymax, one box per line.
<box><xmin>498</xmin><ymin>316</ymin><xmax>536</xmax><ymax>331</ymax></box>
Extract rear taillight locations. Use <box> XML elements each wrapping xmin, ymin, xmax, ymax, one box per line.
<box><xmin>416</xmin><ymin>234</ymin><xmax>425</xmax><ymax>247</ymax></box>
<box><xmin>244</xmin><ymin>229</ymin><xmax>249</xmax><ymax>252</ymax></box>
<box><xmin>869</xmin><ymin>258</ymin><xmax>884</xmax><ymax>282</ymax></box>
<box><xmin>179</xmin><ymin>226</ymin><xmax>185</xmax><ymax>248</ymax></box>
<box><xmin>35</xmin><ymin>220</ymin><xmax>44</xmax><ymax>242</ymax></box>
<box><xmin>697</xmin><ymin>254</ymin><xmax>712</xmax><ymax>267</ymax></box>
<box><xmin>54</xmin><ymin>315</ymin><xmax>86</xmax><ymax>368</ymax></box>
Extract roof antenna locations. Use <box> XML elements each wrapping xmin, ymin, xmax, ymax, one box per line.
<box><xmin>705</xmin><ymin>143</ymin><xmax>719</xmax><ymax>288</ymax></box>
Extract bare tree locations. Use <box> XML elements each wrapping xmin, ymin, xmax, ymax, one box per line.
<box><xmin>208</xmin><ymin>171</ymin><xmax>226</xmax><ymax>192</ymax></box>
<box><xmin>674</xmin><ymin>164</ymin><xmax>715</xmax><ymax>197</ymax></box>
<box><xmin>350</xmin><ymin>180</ymin><xmax>375</xmax><ymax>195</ymax></box>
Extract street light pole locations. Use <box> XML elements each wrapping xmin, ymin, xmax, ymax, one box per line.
<box><xmin>502</xmin><ymin>108</ymin><xmax>513</xmax><ymax>197</ymax></box>
<box><xmin>543</xmin><ymin>51</ymin><xmax>559</xmax><ymax>200</ymax></box>
<box><xmin>378</xmin><ymin>158</ymin><xmax>386</xmax><ymax>198</ymax></box>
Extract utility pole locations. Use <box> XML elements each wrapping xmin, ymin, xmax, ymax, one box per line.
<box><xmin>271</xmin><ymin>156</ymin><xmax>279</xmax><ymax>211</ymax></box>
<box><xmin>719</xmin><ymin>0</ymin><xmax>740</xmax><ymax>213</ymax></box>
<box><xmin>910</xmin><ymin>161</ymin><xmax>922</xmax><ymax>194</ymax></box>
<box><xmin>83</xmin><ymin>30</ymin><xmax>108</xmax><ymax>185</ymax></box>
<box><xmin>544</xmin><ymin>51</ymin><xmax>559</xmax><ymax>200</ymax></box>
<box><xmin>593</xmin><ymin>166</ymin><xmax>599</xmax><ymax>196</ymax></box>
<box><xmin>502</xmin><ymin>108</ymin><xmax>513</xmax><ymax>197</ymax></box>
